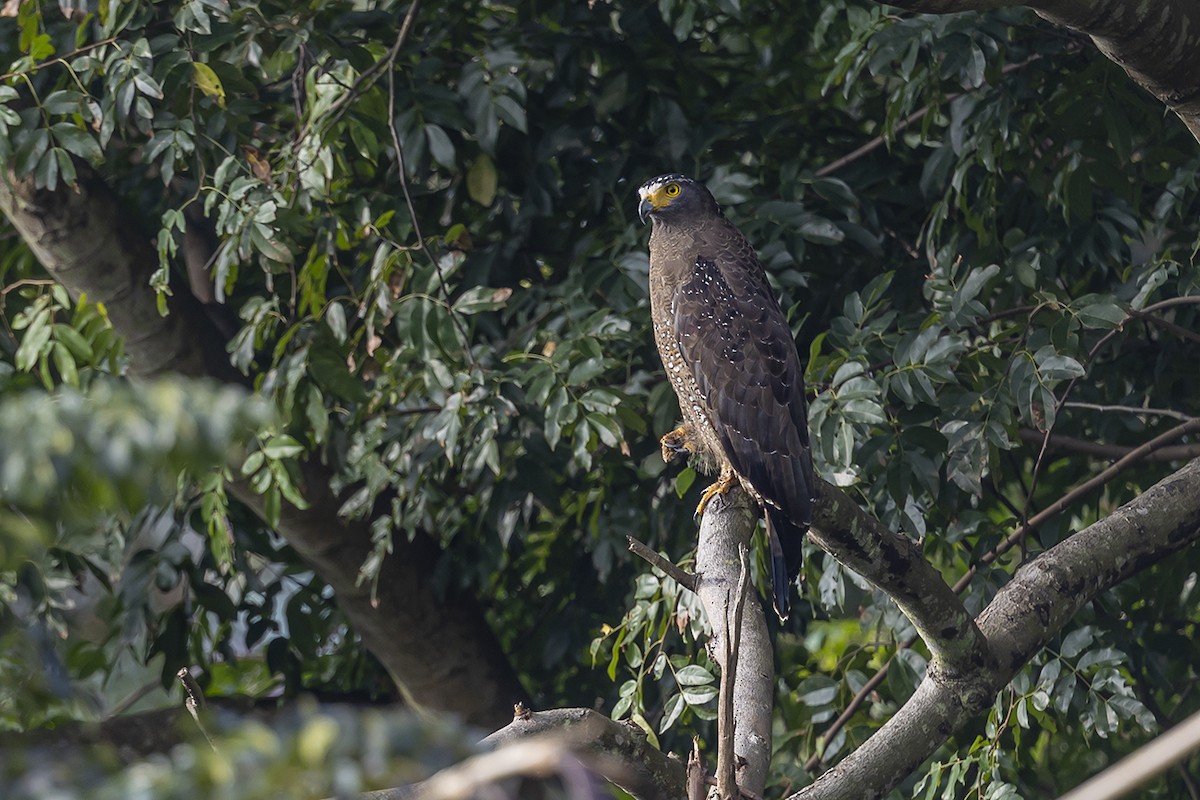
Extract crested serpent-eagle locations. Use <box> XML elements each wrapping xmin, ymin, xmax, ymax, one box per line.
<box><xmin>637</xmin><ymin>173</ymin><xmax>816</xmax><ymax>620</ymax></box>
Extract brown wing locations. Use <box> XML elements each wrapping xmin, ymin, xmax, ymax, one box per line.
<box><xmin>672</xmin><ymin>248</ymin><xmax>814</xmax><ymax>616</ymax></box>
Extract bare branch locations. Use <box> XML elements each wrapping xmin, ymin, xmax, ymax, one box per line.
<box><xmin>480</xmin><ymin>708</ymin><xmax>685</xmax><ymax>800</ymax></box>
<box><xmin>1019</xmin><ymin>428</ymin><xmax>1200</xmax><ymax>461</ymax></box>
<box><xmin>1061</xmin><ymin>402</ymin><xmax>1197</xmax><ymax>423</ymax></box>
<box><xmin>687</xmin><ymin>739</ymin><xmax>708</xmax><ymax>800</ymax></box>
<box><xmin>716</xmin><ymin>544</ymin><xmax>752</xmax><ymax>799</ymax></box>
<box><xmin>694</xmin><ymin>489</ymin><xmax>773</xmax><ymax>796</ymax></box>
<box><xmin>1056</xmin><ymin>707</ymin><xmax>1200</xmax><ymax>800</ymax></box>
<box><xmin>627</xmin><ymin>535</ymin><xmax>698</xmax><ymax>592</ymax></box>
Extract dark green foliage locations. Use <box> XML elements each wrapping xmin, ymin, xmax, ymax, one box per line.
<box><xmin>2</xmin><ymin>0</ymin><xmax>1199</xmax><ymax>796</ymax></box>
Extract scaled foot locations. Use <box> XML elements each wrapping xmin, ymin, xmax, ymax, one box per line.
<box><xmin>695</xmin><ymin>463</ymin><xmax>737</xmax><ymax>518</ymax></box>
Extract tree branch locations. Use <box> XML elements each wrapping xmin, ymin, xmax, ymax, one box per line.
<box><xmin>793</xmin><ymin>457</ymin><xmax>1200</xmax><ymax>800</ymax></box>
<box><xmin>1019</xmin><ymin>428</ymin><xmax>1200</xmax><ymax>462</ymax></box>
<box><xmin>627</xmin><ymin>535</ymin><xmax>698</xmax><ymax>592</ymax></box>
<box><xmin>694</xmin><ymin>488</ymin><xmax>773</xmax><ymax>796</ymax></box>
<box><xmin>808</xmin><ymin>481</ymin><xmax>990</xmax><ymax>676</ymax></box>
<box><xmin>480</xmin><ymin>708</ymin><xmax>685</xmax><ymax>800</ymax></box>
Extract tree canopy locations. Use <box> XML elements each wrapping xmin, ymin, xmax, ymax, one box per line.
<box><xmin>1</xmin><ymin>0</ymin><xmax>1199</xmax><ymax>798</ymax></box>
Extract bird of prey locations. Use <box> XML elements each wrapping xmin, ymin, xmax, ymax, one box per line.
<box><xmin>637</xmin><ymin>173</ymin><xmax>815</xmax><ymax>620</ymax></box>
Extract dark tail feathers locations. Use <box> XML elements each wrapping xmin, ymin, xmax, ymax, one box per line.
<box><xmin>765</xmin><ymin>508</ymin><xmax>808</xmax><ymax>622</ymax></box>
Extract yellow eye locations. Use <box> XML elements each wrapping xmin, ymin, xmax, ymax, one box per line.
<box><xmin>664</xmin><ymin>183</ymin><xmax>681</xmax><ymax>197</ymax></box>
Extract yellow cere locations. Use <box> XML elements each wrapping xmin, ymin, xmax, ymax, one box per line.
<box><xmin>640</xmin><ymin>179</ymin><xmax>681</xmax><ymax>210</ymax></box>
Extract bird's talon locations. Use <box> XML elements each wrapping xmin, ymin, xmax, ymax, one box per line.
<box><xmin>694</xmin><ymin>469</ymin><xmax>737</xmax><ymax>517</ymax></box>
<box><xmin>660</xmin><ymin>426</ymin><xmax>697</xmax><ymax>464</ymax></box>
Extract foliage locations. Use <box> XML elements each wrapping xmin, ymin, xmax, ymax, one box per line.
<box><xmin>2</xmin><ymin>704</ymin><xmax>479</xmax><ymax>799</ymax></box>
<box><xmin>1</xmin><ymin>0</ymin><xmax>1199</xmax><ymax>797</ymax></box>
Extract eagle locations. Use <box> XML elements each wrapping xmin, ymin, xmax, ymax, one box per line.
<box><xmin>637</xmin><ymin>173</ymin><xmax>815</xmax><ymax>621</ymax></box>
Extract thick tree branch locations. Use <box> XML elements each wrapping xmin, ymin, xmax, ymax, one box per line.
<box><xmin>809</xmin><ymin>482</ymin><xmax>990</xmax><ymax>676</ymax></box>
<box><xmin>0</xmin><ymin>170</ymin><xmax>232</xmax><ymax>381</ymax></box>
<box><xmin>794</xmin><ymin>457</ymin><xmax>1200</xmax><ymax>800</ymax></box>
<box><xmin>480</xmin><ymin>708</ymin><xmax>686</xmax><ymax>800</ymax></box>
<box><xmin>694</xmin><ymin>489</ymin><xmax>773</xmax><ymax>797</ymax></box>
<box><xmin>0</xmin><ymin>166</ymin><xmax>526</xmax><ymax>728</ymax></box>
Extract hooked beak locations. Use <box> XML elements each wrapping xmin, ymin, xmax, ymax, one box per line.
<box><xmin>638</xmin><ymin>197</ymin><xmax>653</xmax><ymax>225</ymax></box>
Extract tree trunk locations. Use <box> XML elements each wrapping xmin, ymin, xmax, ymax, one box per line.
<box><xmin>0</xmin><ymin>166</ymin><xmax>527</xmax><ymax>729</ymax></box>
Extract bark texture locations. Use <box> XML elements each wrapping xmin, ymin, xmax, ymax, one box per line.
<box><xmin>0</xmin><ymin>166</ymin><xmax>527</xmax><ymax>729</ymax></box>
<box><xmin>694</xmin><ymin>489</ymin><xmax>773</xmax><ymax>796</ymax></box>
<box><xmin>481</xmin><ymin>708</ymin><xmax>686</xmax><ymax>800</ymax></box>
<box><xmin>793</xmin><ymin>458</ymin><xmax>1200</xmax><ymax>800</ymax></box>
<box><xmin>809</xmin><ymin>482</ymin><xmax>989</xmax><ymax>675</ymax></box>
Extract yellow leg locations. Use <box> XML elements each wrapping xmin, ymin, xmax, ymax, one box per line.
<box><xmin>660</xmin><ymin>424</ymin><xmax>698</xmax><ymax>464</ymax></box>
<box><xmin>695</xmin><ymin>462</ymin><xmax>737</xmax><ymax>517</ymax></box>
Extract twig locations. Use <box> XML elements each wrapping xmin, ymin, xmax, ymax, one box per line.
<box><xmin>1140</xmin><ymin>296</ymin><xmax>1200</xmax><ymax>314</ymax></box>
<box><xmin>383</xmin><ymin>4</ymin><xmax>477</xmax><ymax>369</ymax></box>
<box><xmin>716</xmin><ymin>544</ymin><xmax>751</xmax><ymax>799</ymax></box>
<box><xmin>686</xmin><ymin>738</ymin><xmax>707</xmax><ymax>800</ymax></box>
<box><xmin>965</xmin><ymin>418</ymin><xmax>1200</xmax><ymax>588</ymax></box>
<box><xmin>626</xmin><ymin>535</ymin><xmax>698</xmax><ymax>592</ymax></box>
<box><xmin>1135</xmin><ymin>311</ymin><xmax>1200</xmax><ymax>344</ymax></box>
<box><xmin>104</xmin><ymin>678</ymin><xmax>161</xmax><ymax>720</ymax></box>
<box><xmin>815</xmin><ymin>56</ymin><xmax>1042</xmax><ymax>177</ymax></box>
<box><xmin>1062</xmin><ymin>402</ymin><xmax>1197</xmax><ymax>423</ymax></box>
<box><xmin>1018</xmin><ymin>428</ymin><xmax>1200</xmax><ymax>462</ymax></box>
<box><xmin>294</xmin><ymin>3</ymin><xmax>421</xmax><ymax>145</ymax></box>
<box><xmin>176</xmin><ymin>667</ymin><xmax>216</xmax><ymax>750</ymax></box>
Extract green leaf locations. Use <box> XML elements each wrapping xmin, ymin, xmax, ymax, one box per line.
<box><xmin>453</xmin><ymin>285</ymin><xmax>511</xmax><ymax>314</ymax></box>
<box><xmin>467</xmin><ymin>154</ymin><xmax>497</xmax><ymax>206</ymax></box>
<box><xmin>51</xmin><ymin>123</ymin><xmax>104</xmax><ymax>162</ymax></box>
<box><xmin>51</xmin><ymin>342</ymin><xmax>78</xmax><ymax>387</ymax></box>
<box><xmin>41</xmin><ymin>90</ymin><xmax>81</xmax><ymax>116</ymax></box>
<box><xmin>674</xmin><ymin>467</ymin><xmax>696</xmax><ymax>498</ymax></box>
<box><xmin>493</xmin><ymin>95</ymin><xmax>527</xmax><ymax>133</ymax></box>
<box><xmin>680</xmin><ymin>684</ymin><xmax>718</xmax><ymax>705</ymax></box>
<box><xmin>659</xmin><ymin>693</ymin><xmax>685</xmax><ymax>733</ymax></box>
<box><xmin>261</xmin><ymin>435</ymin><xmax>304</xmax><ymax>459</ymax></box>
<box><xmin>250</xmin><ymin>223</ymin><xmax>293</xmax><ymax>263</ymax></box>
<box><xmin>15</xmin><ymin>308</ymin><xmax>52</xmax><ymax>371</ymax></box>
<box><xmin>1077</xmin><ymin>301</ymin><xmax>1126</xmax><ymax>329</ymax></box>
<box><xmin>53</xmin><ymin>324</ymin><xmax>94</xmax><ymax>363</ymax></box>
<box><xmin>241</xmin><ymin>450</ymin><xmax>265</xmax><ymax>475</ymax></box>
<box><xmin>675</xmin><ymin>664</ymin><xmax>715</xmax><ymax>686</ymax></box>
<box><xmin>798</xmin><ymin>217</ymin><xmax>846</xmax><ymax>245</ymax></box>
<box><xmin>424</xmin><ymin>124</ymin><xmax>455</xmax><ymax>168</ymax></box>
<box><xmin>192</xmin><ymin>61</ymin><xmax>226</xmax><ymax>107</ymax></box>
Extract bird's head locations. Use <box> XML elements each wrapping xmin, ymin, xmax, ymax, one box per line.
<box><xmin>637</xmin><ymin>174</ymin><xmax>721</xmax><ymax>225</ymax></box>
